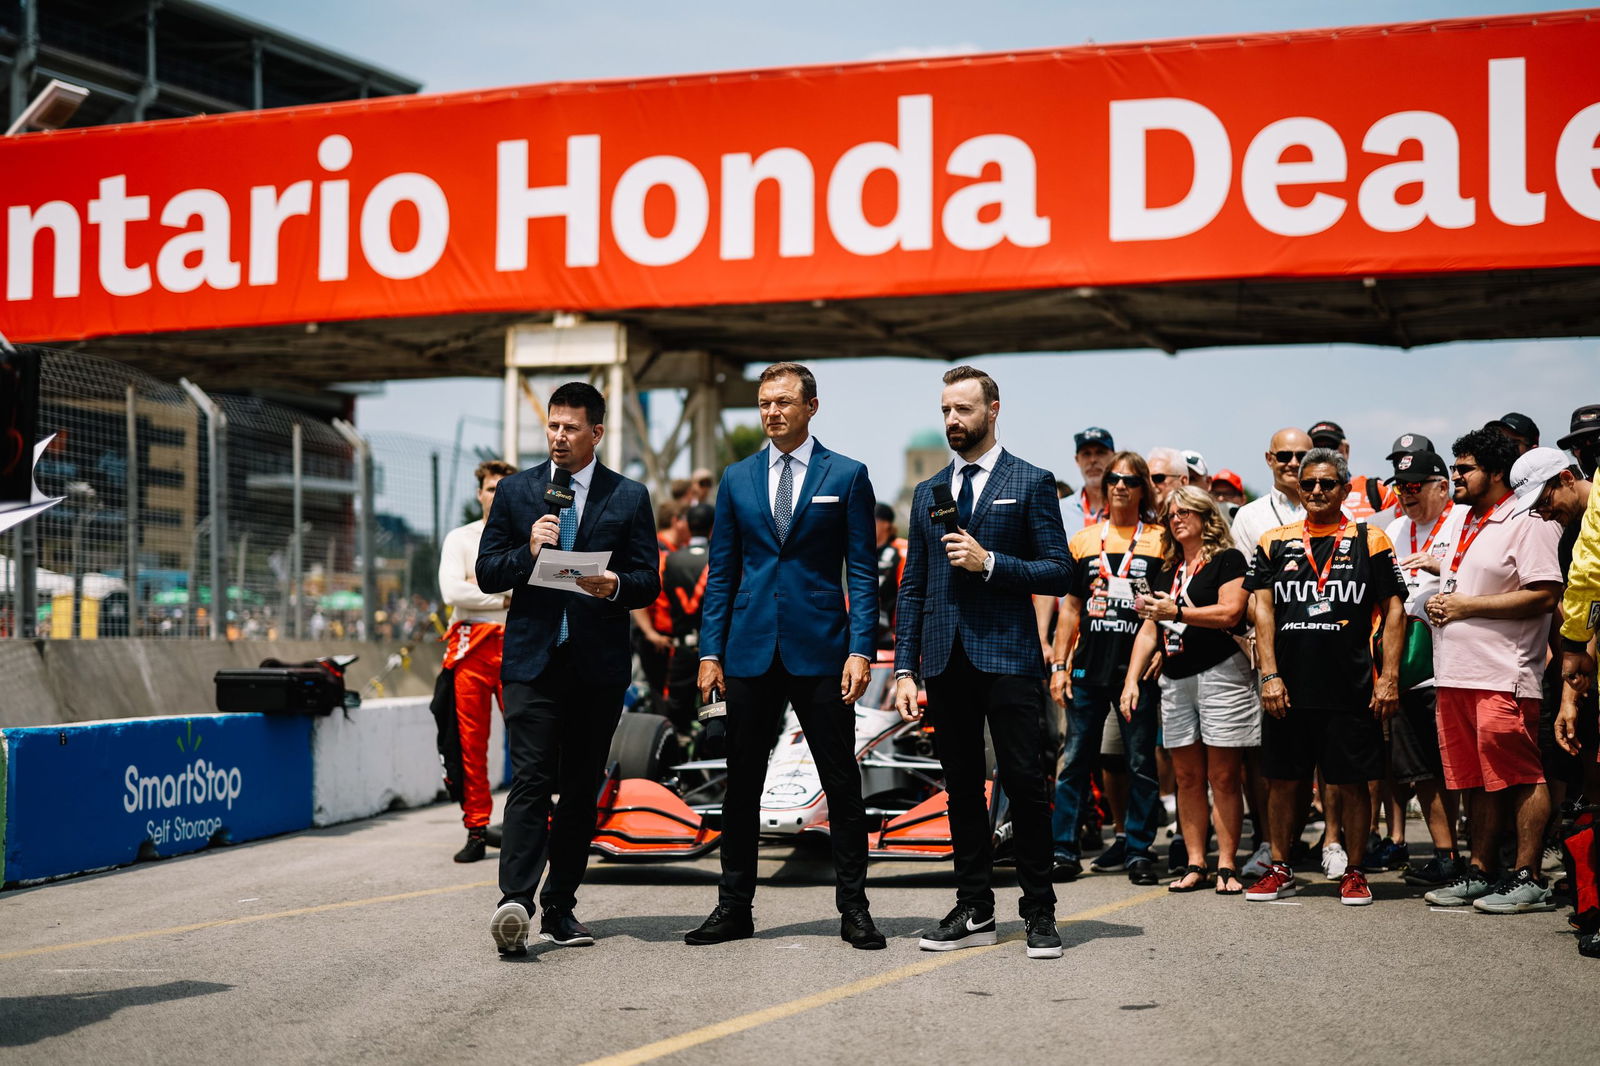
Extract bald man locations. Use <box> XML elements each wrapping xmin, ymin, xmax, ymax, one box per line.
<box><xmin>1231</xmin><ymin>428</ymin><xmax>1314</xmax><ymax>556</ymax></box>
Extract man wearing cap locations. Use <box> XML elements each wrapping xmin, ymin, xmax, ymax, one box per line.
<box><xmin>1072</xmin><ymin>428</ymin><xmax>1115</xmax><ymax>527</ymax></box>
<box><xmin>1516</xmin><ymin>449</ymin><xmax>1600</xmax><ymax>849</ymax></box>
<box><xmin>1309</xmin><ymin>420</ymin><xmax>1397</xmax><ymax>522</ymax></box>
<box><xmin>1382</xmin><ymin>449</ymin><xmax>1466</xmax><ymax>887</ymax></box>
<box><xmin>1422</xmin><ymin>429</ymin><xmax>1563</xmax><ymax>913</ymax></box>
<box><xmin>1211</xmin><ymin>470</ymin><xmax>1245</xmax><ymax>520</ymax></box>
<box><xmin>1487</xmin><ymin>413</ymin><xmax>1540</xmax><ymax>456</ymax></box>
<box><xmin>1558</xmin><ymin>403</ymin><xmax>1600</xmax><ymax>478</ymax></box>
<box><xmin>1183</xmin><ymin>450</ymin><xmax>1210</xmax><ymax>492</ymax></box>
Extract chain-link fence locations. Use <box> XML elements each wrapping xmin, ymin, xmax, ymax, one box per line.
<box><xmin>2</xmin><ymin>345</ymin><xmax>455</xmax><ymax>643</ymax></box>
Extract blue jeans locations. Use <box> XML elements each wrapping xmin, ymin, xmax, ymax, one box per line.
<box><xmin>1050</xmin><ymin>679</ymin><xmax>1161</xmax><ymax>860</ymax></box>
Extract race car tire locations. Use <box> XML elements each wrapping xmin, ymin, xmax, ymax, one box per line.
<box><xmin>608</xmin><ymin>711</ymin><xmax>677</xmax><ymax>782</ymax></box>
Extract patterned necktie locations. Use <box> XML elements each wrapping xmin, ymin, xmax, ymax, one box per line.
<box><xmin>957</xmin><ymin>464</ymin><xmax>980</xmax><ymax>527</ymax></box>
<box><xmin>557</xmin><ymin>498</ymin><xmax>577</xmax><ymax>644</ymax></box>
<box><xmin>774</xmin><ymin>454</ymin><xmax>795</xmax><ymax>545</ymax></box>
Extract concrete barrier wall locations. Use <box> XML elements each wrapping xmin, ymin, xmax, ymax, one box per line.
<box><xmin>1</xmin><ymin>694</ymin><xmax>509</xmax><ymax>887</ymax></box>
<box><xmin>0</xmin><ymin>639</ymin><xmax>447</xmax><ymax>728</ymax></box>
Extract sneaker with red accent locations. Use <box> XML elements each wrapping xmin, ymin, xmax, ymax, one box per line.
<box><xmin>1245</xmin><ymin>863</ymin><xmax>1297</xmax><ymax>901</ymax></box>
<box><xmin>1339</xmin><ymin>868</ymin><xmax>1374</xmax><ymax>906</ymax></box>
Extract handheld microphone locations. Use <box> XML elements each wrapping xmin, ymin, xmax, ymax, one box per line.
<box><xmin>544</xmin><ymin>467</ymin><xmax>575</xmax><ymax>513</ymax></box>
<box><xmin>929</xmin><ymin>482</ymin><xmax>960</xmax><ymax>534</ymax></box>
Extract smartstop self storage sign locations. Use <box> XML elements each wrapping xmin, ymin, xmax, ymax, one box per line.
<box><xmin>3</xmin><ymin>714</ymin><xmax>313</xmax><ymax>884</ymax></box>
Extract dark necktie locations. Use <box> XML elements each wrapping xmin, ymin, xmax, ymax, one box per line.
<box><xmin>957</xmin><ymin>464</ymin><xmax>980</xmax><ymax>528</ymax></box>
<box><xmin>774</xmin><ymin>454</ymin><xmax>795</xmax><ymax>544</ymax></box>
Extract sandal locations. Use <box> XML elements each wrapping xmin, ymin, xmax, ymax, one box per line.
<box><xmin>1167</xmin><ymin>865</ymin><xmax>1210</xmax><ymax>892</ymax></box>
<box><xmin>1215</xmin><ymin>867</ymin><xmax>1244</xmax><ymax>895</ymax></box>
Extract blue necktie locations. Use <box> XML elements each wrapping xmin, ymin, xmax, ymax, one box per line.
<box><xmin>774</xmin><ymin>454</ymin><xmax>795</xmax><ymax>545</ymax></box>
<box><xmin>557</xmin><ymin>499</ymin><xmax>577</xmax><ymax>644</ymax></box>
<box><xmin>957</xmin><ymin>464</ymin><xmax>979</xmax><ymax>527</ymax></box>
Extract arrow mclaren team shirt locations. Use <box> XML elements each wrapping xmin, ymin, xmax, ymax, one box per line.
<box><xmin>1066</xmin><ymin>521</ymin><xmax>1166</xmax><ymax>688</ymax></box>
<box><xmin>1245</xmin><ymin>519</ymin><xmax>1407</xmax><ymax>710</ymax></box>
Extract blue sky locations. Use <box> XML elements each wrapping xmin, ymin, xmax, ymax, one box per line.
<box><xmin>211</xmin><ymin>0</ymin><xmax>1596</xmax><ymax>501</ymax></box>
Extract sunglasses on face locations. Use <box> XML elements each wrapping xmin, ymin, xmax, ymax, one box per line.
<box><xmin>1273</xmin><ymin>450</ymin><xmax>1309</xmax><ymax>464</ymax></box>
<box><xmin>1298</xmin><ymin>477</ymin><xmax>1345</xmax><ymax>493</ymax></box>
<box><xmin>1452</xmin><ymin>463</ymin><xmax>1479</xmax><ymax>476</ymax></box>
<box><xmin>1149</xmin><ymin>473</ymin><xmax>1169</xmax><ymax>484</ymax></box>
<box><xmin>1103</xmin><ymin>472</ymin><xmax>1143</xmax><ymax>488</ymax></box>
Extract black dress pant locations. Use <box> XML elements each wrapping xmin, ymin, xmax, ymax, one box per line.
<box><xmin>719</xmin><ymin>651</ymin><xmax>870</xmax><ymax>913</ymax></box>
<box><xmin>924</xmin><ymin>635</ymin><xmax>1056</xmax><ymax>917</ymax></box>
<box><xmin>498</xmin><ymin>643</ymin><xmax>625</xmax><ymax>911</ymax></box>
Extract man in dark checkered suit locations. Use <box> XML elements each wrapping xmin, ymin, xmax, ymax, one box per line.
<box><xmin>893</xmin><ymin>366</ymin><xmax>1074</xmax><ymax>960</ymax></box>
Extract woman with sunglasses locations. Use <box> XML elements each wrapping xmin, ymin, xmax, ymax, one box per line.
<box><xmin>1122</xmin><ymin>486</ymin><xmax>1258</xmax><ymax>894</ymax></box>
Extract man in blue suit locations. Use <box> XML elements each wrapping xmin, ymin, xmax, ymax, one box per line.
<box><xmin>476</xmin><ymin>382</ymin><xmax>661</xmax><ymax>956</ymax></box>
<box><xmin>894</xmin><ymin>365</ymin><xmax>1074</xmax><ymax>960</ymax></box>
<box><xmin>687</xmin><ymin>362</ymin><xmax>884</xmax><ymax>950</ymax></box>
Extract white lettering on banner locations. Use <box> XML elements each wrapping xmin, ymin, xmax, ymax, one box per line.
<box><xmin>6</xmin><ymin>201</ymin><xmax>79</xmax><ymax>300</ymax></box>
<box><xmin>123</xmin><ymin>758</ymin><xmax>244</xmax><ymax>813</ymax></box>
<box><xmin>1108</xmin><ymin>56</ymin><xmax>1598</xmax><ymax>241</ymax></box>
<box><xmin>7</xmin><ymin>61</ymin><xmax>1600</xmax><ymax>302</ymax></box>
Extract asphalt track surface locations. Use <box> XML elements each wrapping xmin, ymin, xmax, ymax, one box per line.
<box><xmin>2</xmin><ymin>800</ymin><xmax>1592</xmax><ymax>1066</ymax></box>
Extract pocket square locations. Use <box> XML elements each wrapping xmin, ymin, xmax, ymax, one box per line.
<box><xmin>993</xmin><ymin>499</ymin><xmax>1018</xmax><ymax>505</ymax></box>
<box><xmin>812</xmin><ymin>495</ymin><xmax>840</xmax><ymax>503</ymax></box>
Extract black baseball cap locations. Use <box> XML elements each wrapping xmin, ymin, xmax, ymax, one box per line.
<box><xmin>1074</xmin><ymin>427</ymin><xmax>1114</xmax><ymax>452</ymax></box>
<box><xmin>1388</xmin><ymin>450</ymin><xmax>1448</xmax><ymax>484</ymax></box>
<box><xmin>1557</xmin><ymin>404</ymin><xmax>1600</xmax><ymax>450</ymax></box>
<box><xmin>1385</xmin><ymin>432</ymin><xmax>1436</xmax><ymax>461</ymax></box>
<box><xmin>1486</xmin><ymin>412</ymin><xmax>1540</xmax><ymax>445</ymax></box>
<box><xmin>1307</xmin><ymin>420</ymin><xmax>1345</xmax><ymax>446</ymax></box>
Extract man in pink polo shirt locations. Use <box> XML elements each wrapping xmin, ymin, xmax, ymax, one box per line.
<box><xmin>1423</xmin><ymin>428</ymin><xmax>1563</xmax><ymax>914</ymax></box>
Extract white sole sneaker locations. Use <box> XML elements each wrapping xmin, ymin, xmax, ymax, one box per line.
<box><xmin>1026</xmin><ymin>944</ymin><xmax>1063</xmax><ymax>959</ymax></box>
<box><xmin>918</xmin><ymin>929</ymin><xmax>997</xmax><ymax>951</ymax></box>
<box><xmin>1340</xmin><ymin>894</ymin><xmax>1374</xmax><ymax>906</ymax></box>
<box><xmin>1244</xmin><ymin>881</ymin><xmax>1296</xmax><ymax>902</ymax></box>
<box><xmin>491</xmin><ymin>902</ymin><xmax>530</xmax><ymax>955</ymax></box>
<box><xmin>539</xmin><ymin>930</ymin><xmax>596</xmax><ymax>946</ymax></box>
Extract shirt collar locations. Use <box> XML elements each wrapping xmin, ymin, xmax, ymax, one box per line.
<box><xmin>769</xmin><ymin>435</ymin><xmax>816</xmax><ymax>468</ymax></box>
<box><xmin>552</xmin><ymin>456</ymin><xmax>598</xmax><ymax>490</ymax></box>
<box><xmin>950</xmin><ymin>441</ymin><xmax>1002</xmax><ymax>475</ymax></box>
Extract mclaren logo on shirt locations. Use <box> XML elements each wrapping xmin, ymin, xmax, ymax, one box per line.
<box><xmin>1280</xmin><ymin>619</ymin><xmax>1350</xmax><ymax>632</ymax></box>
<box><xmin>1277</xmin><ymin>580</ymin><xmax>1368</xmax><ymax>604</ymax></box>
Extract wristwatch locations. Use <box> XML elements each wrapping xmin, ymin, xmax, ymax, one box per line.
<box><xmin>1050</xmin><ymin>663</ymin><xmax>1070</xmax><ymax>673</ymax></box>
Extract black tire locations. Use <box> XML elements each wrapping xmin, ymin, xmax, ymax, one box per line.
<box><xmin>608</xmin><ymin>711</ymin><xmax>677</xmax><ymax>782</ymax></box>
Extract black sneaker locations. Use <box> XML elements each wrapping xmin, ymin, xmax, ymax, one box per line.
<box><xmin>490</xmin><ymin>898</ymin><xmax>532</xmax><ymax>956</ymax></box>
<box><xmin>1580</xmin><ymin>932</ymin><xmax>1600</xmax><ymax>959</ymax></box>
<box><xmin>840</xmin><ymin>909</ymin><xmax>886</xmax><ymax>950</ymax></box>
<box><xmin>454</xmin><ymin>827</ymin><xmax>487</xmax><ymax>864</ymax></box>
<box><xmin>1051</xmin><ymin>855</ymin><xmax>1083</xmax><ymax>883</ymax></box>
<box><xmin>684</xmin><ymin>903</ymin><xmax>754</xmax><ymax>945</ymax></box>
<box><xmin>1090</xmin><ymin>836</ymin><xmax>1127</xmax><ymax>872</ymax></box>
<box><xmin>1167</xmin><ymin>835</ymin><xmax>1188</xmax><ymax>874</ymax></box>
<box><xmin>1403</xmin><ymin>854</ymin><xmax>1465</xmax><ymax>887</ymax></box>
<box><xmin>1024</xmin><ymin>911</ymin><xmax>1062</xmax><ymax>960</ymax></box>
<box><xmin>1127</xmin><ymin>857</ymin><xmax>1158</xmax><ymax>886</ymax></box>
<box><xmin>918</xmin><ymin>903</ymin><xmax>997</xmax><ymax>951</ymax></box>
<box><xmin>539</xmin><ymin>907</ymin><xmax>595</xmax><ymax>946</ymax></box>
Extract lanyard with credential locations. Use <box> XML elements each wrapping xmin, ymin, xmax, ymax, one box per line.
<box><xmin>1446</xmin><ymin>492</ymin><xmax>1514</xmax><ymax>588</ymax></box>
<box><xmin>1407</xmin><ymin>506</ymin><xmax>1452</xmax><ymax>577</ymax></box>
<box><xmin>1082</xmin><ymin>493</ymin><xmax>1105</xmax><ymax>526</ymax></box>
<box><xmin>1299</xmin><ymin>518</ymin><xmax>1348</xmax><ymax>602</ymax></box>
<box><xmin>1098</xmin><ymin>520</ymin><xmax>1143</xmax><ymax>580</ymax></box>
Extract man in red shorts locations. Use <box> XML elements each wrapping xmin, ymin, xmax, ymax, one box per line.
<box><xmin>1244</xmin><ymin>448</ymin><xmax>1405</xmax><ymax>906</ymax></box>
<box><xmin>1422</xmin><ymin>428</ymin><xmax>1563</xmax><ymax>913</ymax></box>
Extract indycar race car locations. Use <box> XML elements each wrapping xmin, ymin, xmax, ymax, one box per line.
<box><xmin>590</xmin><ymin>658</ymin><xmax>1016</xmax><ymax>863</ymax></box>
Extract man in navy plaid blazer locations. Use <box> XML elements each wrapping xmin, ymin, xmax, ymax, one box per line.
<box><xmin>893</xmin><ymin>365</ymin><xmax>1074</xmax><ymax>960</ymax></box>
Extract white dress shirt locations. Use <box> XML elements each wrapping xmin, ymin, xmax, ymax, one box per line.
<box><xmin>551</xmin><ymin>456</ymin><xmax>598</xmax><ymax>526</ymax></box>
<box><xmin>767</xmin><ymin>435</ymin><xmax>816</xmax><ymax>515</ymax></box>
<box><xmin>949</xmin><ymin>440</ymin><xmax>1002</xmax><ymax>505</ymax></box>
<box><xmin>1231</xmin><ymin>486</ymin><xmax>1305</xmax><ymax>563</ymax></box>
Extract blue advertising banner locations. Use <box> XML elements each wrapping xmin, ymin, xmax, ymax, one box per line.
<box><xmin>3</xmin><ymin>714</ymin><xmax>314</xmax><ymax>885</ymax></box>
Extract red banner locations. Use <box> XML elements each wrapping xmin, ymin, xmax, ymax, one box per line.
<box><xmin>2</xmin><ymin>9</ymin><xmax>1599</xmax><ymax>343</ymax></box>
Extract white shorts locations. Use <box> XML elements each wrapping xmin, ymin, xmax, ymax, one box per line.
<box><xmin>1159</xmin><ymin>652</ymin><xmax>1262</xmax><ymax>749</ymax></box>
